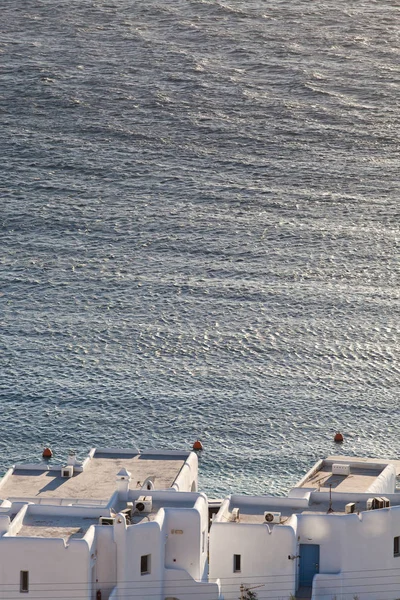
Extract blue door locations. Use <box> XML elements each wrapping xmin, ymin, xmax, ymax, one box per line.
<box><xmin>299</xmin><ymin>544</ymin><xmax>320</xmax><ymax>587</ymax></box>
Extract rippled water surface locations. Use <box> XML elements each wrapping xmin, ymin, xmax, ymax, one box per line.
<box><xmin>1</xmin><ymin>0</ymin><xmax>399</xmax><ymax>496</ymax></box>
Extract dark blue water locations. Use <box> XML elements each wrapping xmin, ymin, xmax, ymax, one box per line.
<box><xmin>1</xmin><ymin>0</ymin><xmax>399</xmax><ymax>496</ymax></box>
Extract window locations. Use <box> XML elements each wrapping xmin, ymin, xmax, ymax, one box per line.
<box><xmin>20</xmin><ymin>571</ymin><xmax>29</xmax><ymax>593</ymax></box>
<box><xmin>394</xmin><ymin>536</ymin><xmax>400</xmax><ymax>557</ymax></box>
<box><xmin>233</xmin><ymin>554</ymin><xmax>241</xmax><ymax>573</ymax></box>
<box><xmin>141</xmin><ymin>554</ymin><xmax>151</xmax><ymax>575</ymax></box>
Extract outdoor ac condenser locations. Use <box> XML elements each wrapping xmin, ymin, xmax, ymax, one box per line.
<box><xmin>264</xmin><ymin>511</ymin><xmax>281</xmax><ymax>524</ymax></box>
<box><xmin>99</xmin><ymin>517</ymin><xmax>115</xmax><ymax>525</ymax></box>
<box><xmin>135</xmin><ymin>496</ymin><xmax>152</xmax><ymax>513</ymax></box>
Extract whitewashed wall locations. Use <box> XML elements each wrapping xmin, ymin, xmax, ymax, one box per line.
<box><xmin>95</xmin><ymin>525</ymin><xmax>117</xmax><ymax>600</ymax></box>
<box><xmin>0</xmin><ymin>537</ymin><xmax>92</xmax><ymax>599</ymax></box>
<box><xmin>298</xmin><ymin>505</ymin><xmax>400</xmax><ymax>600</ymax></box>
<box><xmin>111</xmin><ymin>493</ymin><xmax>219</xmax><ymax>600</ymax></box>
<box><xmin>163</xmin><ymin>570</ymin><xmax>221</xmax><ymax>600</ymax></box>
<box><xmin>164</xmin><ymin>507</ymin><xmax>202</xmax><ymax>580</ymax></box>
<box><xmin>114</xmin><ymin>512</ymin><xmax>164</xmax><ymax>600</ymax></box>
<box><xmin>194</xmin><ymin>495</ymin><xmax>210</xmax><ymax>580</ymax></box>
<box><xmin>209</xmin><ymin>499</ymin><xmax>400</xmax><ymax>600</ymax></box>
<box><xmin>209</xmin><ymin>521</ymin><xmax>297</xmax><ymax>600</ymax></box>
<box><xmin>365</xmin><ymin>464</ymin><xmax>396</xmax><ymax>495</ymax></box>
<box><xmin>171</xmin><ymin>452</ymin><xmax>198</xmax><ymax>492</ymax></box>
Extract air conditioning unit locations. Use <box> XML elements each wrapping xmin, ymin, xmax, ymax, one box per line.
<box><xmin>61</xmin><ymin>465</ymin><xmax>74</xmax><ymax>478</ymax></box>
<box><xmin>367</xmin><ymin>497</ymin><xmax>388</xmax><ymax>510</ymax></box>
<box><xmin>264</xmin><ymin>511</ymin><xmax>281</xmax><ymax>524</ymax></box>
<box><xmin>121</xmin><ymin>502</ymin><xmax>134</xmax><ymax>524</ymax></box>
<box><xmin>332</xmin><ymin>463</ymin><xmax>350</xmax><ymax>476</ymax></box>
<box><xmin>230</xmin><ymin>507</ymin><xmax>240</xmax><ymax>522</ymax></box>
<box><xmin>135</xmin><ymin>496</ymin><xmax>152</xmax><ymax>513</ymax></box>
<box><xmin>345</xmin><ymin>502</ymin><xmax>356</xmax><ymax>514</ymax></box>
<box><xmin>99</xmin><ymin>517</ymin><xmax>115</xmax><ymax>525</ymax></box>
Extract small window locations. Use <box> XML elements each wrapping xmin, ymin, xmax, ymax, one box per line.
<box><xmin>233</xmin><ymin>554</ymin><xmax>241</xmax><ymax>572</ymax></box>
<box><xmin>20</xmin><ymin>571</ymin><xmax>29</xmax><ymax>593</ymax></box>
<box><xmin>394</xmin><ymin>536</ymin><xmax>400</xmax><ymax>557</ymax></box>
<box><xmin>141</xmin><ymin>554</ymin><xmax>151</xmax><ymax>575</ymax></box>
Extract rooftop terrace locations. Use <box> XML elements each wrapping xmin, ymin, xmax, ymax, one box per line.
<box><xmin>297</xmin><ymin>455</ymin><xmax>400</xmax><ymax>493</ymax></box>
<box><xmin>0</xmin><ymin>449</ymin><xmax>190</xmax><ymax>503</ymax></box>
<box><xmin>16</xmin><ymin>515</ymin><xmax>97</xmax><ymax>541</ymax></box>
<box><xmin>216</xmin><ymin>456</ymin><xmax>400</xmax><ymax>525</ymax></box>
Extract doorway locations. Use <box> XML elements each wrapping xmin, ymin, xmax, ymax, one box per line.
<box><xmin>299</xmin><ymin>544</ymin><xmax>319</xmax><ymax>588</ymax></box>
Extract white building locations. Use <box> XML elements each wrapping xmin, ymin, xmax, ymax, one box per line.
<box><xmin>209</xmin><ymin>456</ymin><xmax>400</xmax><ymax>600</ymax></box>
<box><xmin>0</xmin><ymin>447</ymin><xmax>220</xmax><ymax>600</ymax></box>
<box><xmin>1</xmin><ymin>449</ymin><xmax>400</xmax><ymax>600</ymax></box>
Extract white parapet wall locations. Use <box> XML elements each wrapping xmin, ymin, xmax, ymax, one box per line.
<box><xmin>365</xmin><ymin>463</ymin><xmax>396</xmax><ymax>495</ymax></box>
<box><xmin>296</xmin><ymin>506</ymin><xmax>400</xmax><ymax>600</ymax></box>
<box><xmin>0</xmin><ymin>535</ymin><xmax>93</xmax><ymax>599</ymax></box>
<box><xmin>171</xmin><ymin>451</ymin><xmax>198</xmax><ymax>492</ymax></box>
<box><xmin>164</xmin><ymin>570</ymin><xmax>221</xmax><ymax>600</ymax></box>
<box><xmin>312</xmin><ymin>572</ymin><xmax>342</xmax><ymax>600</ymax></box>
<box><xmin>209</xmin><ymin>518</ymin><xmax>297</xmax><ymax>599</ymax></box>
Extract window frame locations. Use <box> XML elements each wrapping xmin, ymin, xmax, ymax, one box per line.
<box><xmin>141</xmin><ymin>554</ymin><xmax>151</xmax><ymax>575</ymax></box>
<box><xmin>233</xmin><ymin>554</ymin><xmax>241</xmax><ymax>573</ymax></box>
<box><xmin>394</xmin><ymin>536</ymin><xmax>400</xmax><ymax>557</ymax></box>
<box><xmin>20</xmin><ymin>571</ymin><xmax>29</xmax><ymax>593</ymax></box>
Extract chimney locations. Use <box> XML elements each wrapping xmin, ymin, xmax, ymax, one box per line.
<box><xmin>116</xmin><ymin>468</ymin><xmax>131</xmax><ymax>500</ymax></box>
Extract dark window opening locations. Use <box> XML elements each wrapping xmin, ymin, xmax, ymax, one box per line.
<box><xmin>233</xmin><ymin>554</ymin><xmax>241</xmax><ymax>572</ymax></box>
<box><xmin>394</xmin><ymin>536</ymin><xmax>400</xmax><ymax>557</ymax></box>
<box><xmin>141</xmin><ymin>554</ymin><xmax>151</xmax><ymax>575</ymax></box>
<box><xmin>20</xmin><ymin>571</ymin><xmax>29</xmax><ymax>593</ymax></box>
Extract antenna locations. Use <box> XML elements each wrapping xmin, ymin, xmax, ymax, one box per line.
<box><xmin>327</xmin><ymin>483</ymin><xmax>334</xmax><ymax>513</ymax></box>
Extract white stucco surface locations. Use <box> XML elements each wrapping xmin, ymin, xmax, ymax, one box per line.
<box><xmin>2</xmin><ymin>447</ymin><xmax>400</xmax><ymax>600</ymax></box>
<box><xmin>298</xmin><ymin>456</ymin><xmax>400</xmax><ymax>493</ymax></box>
<box><xmin>0</xmin><ymin>451</ymin><xmax>189</xmax><ymax>501</ymax></box>
<box><xmin>16</xmin><ymin>515</ymin><xmax>97</xmax><ymax>540</ymax></box>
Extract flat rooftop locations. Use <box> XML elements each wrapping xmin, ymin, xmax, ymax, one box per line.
<box><xmin>219</xmin><ymin>456</ymin><xmax>400</xmax><ymax>524</ymax></box>
<box><xmin>0</xmin><ymin>449</ymin><xmax>189</xmax><ymax>502</ymax></box>
<box><xmin>225</xmin><ymin>496</ymin><xmax>400</xmax><ymax>525</ymax></box>
<box><xmin>301</xmin><ymin>465</ymin><xmax>381</xmax><ymax>493</ymax></box>
<box><xmin>16</xmin><ymin>515</ymin><xmax>97</xmax><ymax>541</ymax></box>
<box><xmin>127</xmin><ymin>495</ymin><xmax>200</xmax><ymax>524</ymax></box>
<box><xmin>298</xmin><ymin>456</ymin><xmax>400</xmax><ymax>493</ymax></box>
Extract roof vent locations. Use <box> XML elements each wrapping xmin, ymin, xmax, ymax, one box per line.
<box><xmin>67</xmin><ymin>451</ymin><xmax>77</xmax><ymax>466</ymax></box>
<box><xmin>61</xmin><ymin>465</ymin><xmax>74</xmax><ymax>478</ymax></box>
<box><xmin>230</xmin><ymin>507</ymin><xmax>240</xmax><ymax>522</ymax></box>
<box><xmin>332</xmin><ymin>463</ymin><xmax>350</xmax><ymax>476</ymax></box>
<box><xmin>116</xmin><ymin>467</ymin><xmax>131</xmax><ymax>480</ymax></box>
<box><xmin>141</xmin><ymin>477</ymin><xmax>155</xmax><ymax>491</ymax></box>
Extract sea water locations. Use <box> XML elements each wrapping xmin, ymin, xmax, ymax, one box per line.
<box><xmin>1</xmin><ymin>0</ymin><xmax>399</xmax><ymax>496</ymax></box>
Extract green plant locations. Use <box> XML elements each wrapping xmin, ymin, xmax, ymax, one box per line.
<box><xmin>240</xmin><ymin>585</ymin><xmax>258</xmax><ymax>600</ymax></box>
<box><xmin>244</xmin><ymin>591</ymin><xmax>258</xmax><ymax>600</ymax></box>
